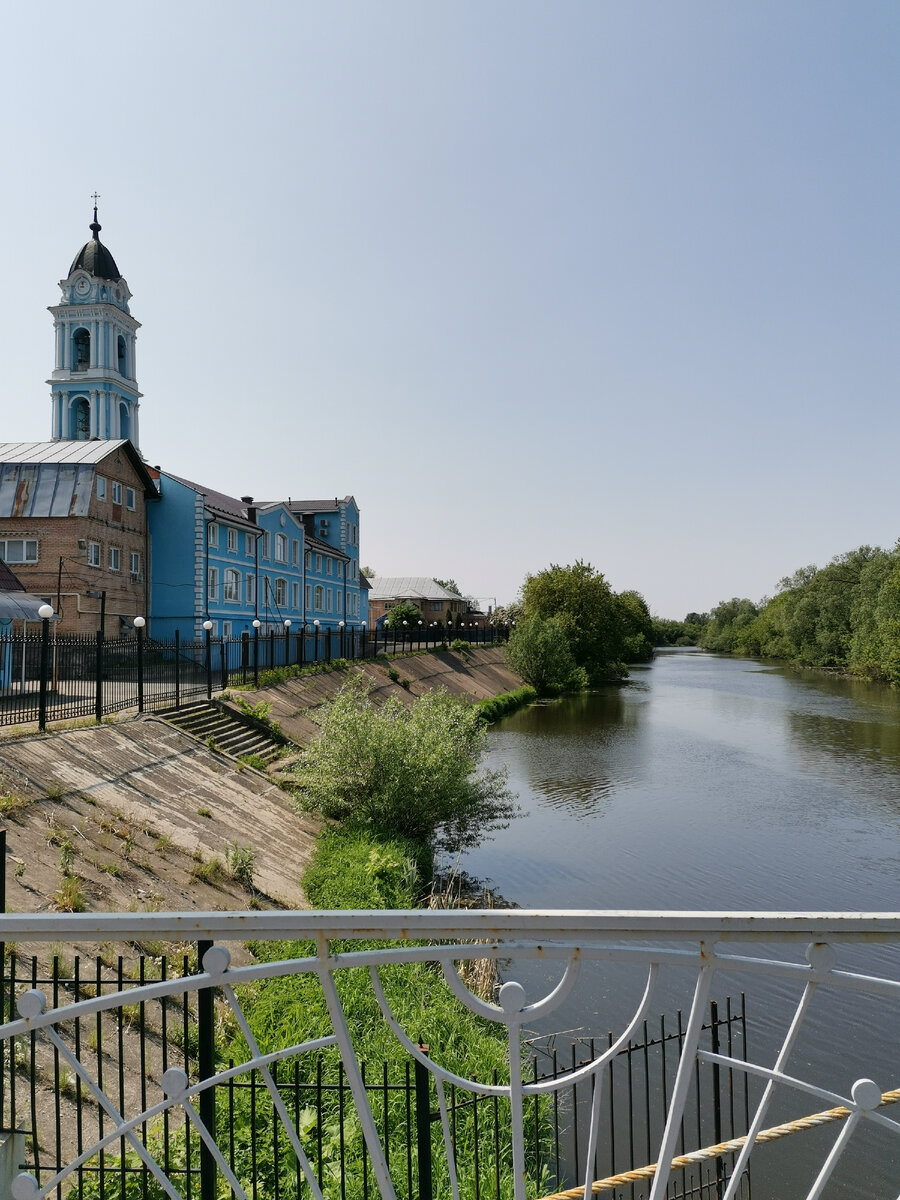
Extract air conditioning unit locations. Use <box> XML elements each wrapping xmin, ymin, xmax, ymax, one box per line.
<box><xmin>78</xmin><ymin>539</ymin><xmax>87</xmax><ymax>550</ymax></box>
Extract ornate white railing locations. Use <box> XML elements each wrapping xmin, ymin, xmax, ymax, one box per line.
<box><xmin>2</xmin><ymin>910</ymin><xmax>899</xmax><ymax>1200</ymax></box>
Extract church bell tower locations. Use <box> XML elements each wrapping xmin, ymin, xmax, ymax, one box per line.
<box><xmin>49</xmin><ymin>202</ymin><xmax>142</xmax><ymax>450</ymax></box>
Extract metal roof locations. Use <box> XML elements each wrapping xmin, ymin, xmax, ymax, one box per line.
<box><xmin>366</xmin><ymin>577</ymin><xmax>463</xmax><ymax>602</ymax></box>
<box><xmin>0</xmin><ymin>441</ymin><xmax>131</xmax><ymax>465</ymax></box>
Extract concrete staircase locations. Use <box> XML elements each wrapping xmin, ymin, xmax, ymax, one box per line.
<box><xmin>157</xmin><ymin>701</ymin><xmax>283</xmax><ymax>764</ymax></box>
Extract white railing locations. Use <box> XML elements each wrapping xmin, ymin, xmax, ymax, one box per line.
<box><xmin>2</xmin><ymin>910</ymin><xmax>900</xmax><ymax>1200</ymax></box>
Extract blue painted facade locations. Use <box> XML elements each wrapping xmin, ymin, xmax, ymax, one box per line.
<box><xmin>148</xmin><ymin>479</ymin><xmax>368</xmax><ymax>643</ymax></box>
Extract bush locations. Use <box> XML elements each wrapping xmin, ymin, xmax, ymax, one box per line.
<box><xmin>450</xmin><ymin>639</ymin><xmax>471</xmax><ymax>652</ymax></box>
<box><xmin>289</xmin><ymin>675</ymin><xmax>516</xmax><ymax>851</ymax></box>
<box><xmin>504</xmin><ymin>615</ymin><xmax>586</xmax><ymax>695</ymax></box>
<box><xmin>476</xmin><ymin>686</ymin><xmax>538</xmax><ymax>723</ymax></box>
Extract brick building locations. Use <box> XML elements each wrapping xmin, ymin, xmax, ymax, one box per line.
<box><xmin>0</xmin><ymin>440</ymin><xmax>157</xmax><ymax>635</ymax></box>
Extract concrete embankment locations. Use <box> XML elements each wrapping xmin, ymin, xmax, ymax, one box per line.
<box><xmin>0</xmin><ymin>647</ymin><xmax>522</xmax><ymax>918</ymax></box>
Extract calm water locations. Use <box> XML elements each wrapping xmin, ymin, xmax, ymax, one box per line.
<box><xmin>459</xmin><ymin>649</ymin><xmax>900</xmax><ymax>1198</ymax></box>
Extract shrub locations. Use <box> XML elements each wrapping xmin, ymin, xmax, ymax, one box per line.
<box><xmin>504</xmin><ymin>615</ymin><xmax>586</xmax><ymax>696</ymax></box>
<box><xmin>290</xmin><ymin>676</ymin><xmax>516</xmax><ymax>851</ymax></box>
<box><xmin>476</xmin><ymin>686</ymin><xmax>538</xmax><ymax>724</ymax></box>
<box><xmin>227</xmin><ymin>842</ymin><xmax>256</xmax><ymax>891</ymax></box>
<box><xmin>450</xmin><ymin>639</ymin><xmax>471</xmax><ymax>652</ymax></box>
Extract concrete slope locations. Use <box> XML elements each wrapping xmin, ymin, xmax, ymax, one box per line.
<box><xmin>0</xmin><ymin>715</ymin><xmax>318</xmax><ymax>911</ymax></box>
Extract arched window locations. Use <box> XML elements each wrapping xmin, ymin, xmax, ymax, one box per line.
<box><xmin>119</xmin><ymin>402</ymin><xmax>131</xmax><ymax>442</ymax></box>
<box><xmin>73</xmin><ymin>328</ymin><xmax>90</xmax><ymax>372</ymax></box>
<box><xmin>117</xmin><ymin>335</ymin><xmax>127</xmax><ymax>376</ymax></box>
<box><xmin>72</xmin><ymin>397</ymin><xmax>90</xmax><ymax>439</ymax></box>
<box><xmin>224</xmin><ymin>569</ymin><xmax>241</xmax><ymax>602</ymax></box>
<box><xmin>314</xmin><ymin>585</ymin><xmax>324</xmax><ymax>610</ymax></box>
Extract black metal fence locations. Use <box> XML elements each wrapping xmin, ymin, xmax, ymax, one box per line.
<box><xmin>0</xmin><ymin>622</ymin><xmax>510</xmax><ymax>732</ymax></box>
<box><xmin>0</xmin><ymin>941</ymin><xmax>749</xmax><ymax>1200</ymax></box>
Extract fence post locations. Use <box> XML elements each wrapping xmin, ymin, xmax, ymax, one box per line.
<box><xmin>174</xmin><ymin>630</ymin><xmax>181</xmax><ymax>710</ymax></box>
<box><xmin>415</xmin><ymin>1045</ymin><xmax>433</xmax><ymax>1200</ymax></box>
<box><xmin>197</xmin><ymin>940</ymin><xmax>217</xmax><ymax>1200</ymax></box>
<box><xmin>38</xmin><ymin>617</ymin><xmax>52</xmax><ymax>732</ymax></box>
<box><xmin>94</xmin><ymin>630</ymin><xmax>104</xmax><ymax>724</ymax></box>
<box><xmin>710</xmin><ymin>1000</ymin><xmax>724</xmax><ymax>1198</ymax></box>
<box><xmin>135</xmin><ymin>620</ymin><xmax>145</xmax><ymax>713</ymax></box>
<box><xmin>220</xmin><ymin>639</ymin><xmax>228</xmax><ymax>691</ymax></box>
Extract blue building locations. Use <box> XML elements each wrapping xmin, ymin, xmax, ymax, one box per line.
<box><xmin>148</xmin><ymin>479</ymin><xmax>368</xmax><ymax>644</ymax></box>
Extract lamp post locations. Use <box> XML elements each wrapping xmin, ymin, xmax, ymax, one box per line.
<box><xmin>134</xmin><ymin>617</ymin><xmax>146</xmax><ymax>713</ymax></box>
<box><xmin>252</xmin><ymin>619</ymin><xmax>261</xmax><ymax>686</ymax></box>
<box><xmin>37</xmin><ymin>604</ymin><xmax>54</xmax><ymax>732</ymax></box>
<box><xmin>283</xmin><ymin>618</ymin><xmax>291</xmax><ymax>667</ymax></box>
<box><xmin>313</xmin><ymin>619</ymin><xmax>320</xmax><ymax>664</ymax></box>
<box><xmin>401</xmin><ymin>619</ymin><xmax>408</xmax><ymax>653</ymax></box>
<box><xmin>202</xmin><ymin>620</ymin><xmax>213</xmax><ymax>699</ymax></box>
<box><xmin>361</xmin><ymin>619</ymin><xmax>367</xmax><ymax>660</ymax></box>
<box><xmin>338</xmin><ymin>619</ymin><xmax>345</xmax><ymax>659</ymax></box>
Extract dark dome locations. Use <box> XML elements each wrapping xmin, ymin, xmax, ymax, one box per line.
<box><xmin>69</xmin><ymin>238</ymin><xmax>121</xmax><ymax>281</ymax></box>
<box><xmin>68</xmin><ymin>208</ymin><xmax>121</xmax><ymax>281</ymax></box>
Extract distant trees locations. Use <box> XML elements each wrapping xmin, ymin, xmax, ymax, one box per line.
<box><xmin>383</xmin><ymin>601</ymin><xmax>422</xmax><ymax>630</ymax></box>
<box><xmin>700</xmin><ymin>542</ymin><xmax>900</xmax><ymax>683</ymax></box>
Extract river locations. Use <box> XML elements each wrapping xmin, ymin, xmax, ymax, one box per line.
<box><xmin>458</xmin><ymin>648</ymin><xmax>900</xmax><ymax>1198</ymax></box>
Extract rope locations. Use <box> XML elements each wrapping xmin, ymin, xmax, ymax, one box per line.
<box><xmin>539</xmin><ymin>1087</ymin><xmax>900</xmax><ymax>1199</ymax></box>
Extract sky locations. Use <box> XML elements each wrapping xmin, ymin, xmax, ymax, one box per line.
<box><xmin>1</xmin><ymin>2</ymin><xmax>899</xmax><ymax>617</ymax></box>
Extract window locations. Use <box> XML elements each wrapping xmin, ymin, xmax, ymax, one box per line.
<box><xmin>126</xmin><ymin>487</ymin><xmax>136</xmax><ymax>511</ymax></box>
<box><xmin>292</xmin><ymin>539</ymin><xmax>299</xmax><ymax>566</ymax></box>
<box><xmin>261</xmin><ymin>532</ymin><xmax>271</xmax><ymax>559</ymax></box>
<box><xmin>87</xmin><ymin>542</ymin><xmax>100</xmax><ymax>567</ymax></box>
<box><xmin>223</xmin><ymin>621</ymin><xmax>232</xmax><ymax>639</ymax></box>
<box><xmin>130</xmin><ymin>552</ymin><xmax>141</xmax><ymax>576</ymax></box>
<box><xmin>208</xmin><ymin>567</ymin><xmax>218</xmax><ymax>601</ymax></box>
<box><xmin>111</xmin><ymin>481</ymin><xmax>123</xmax><ymax>505</ymax></box>
<box><xmin>305</xmin><ymin>584</ymin><xmax>312</xmax><ymax>610</ymax></box>
<box><xmin>305</xmin><ymin>551</ymin><xmax>311</xmax><ymax>570</ymax></box>
<box><xmin>431</xmin><ymin>601</ymin><xmax>442</xmax><ymax>611</ymax></box>
<box><xmin>263</xmin><ymin>577</ymin><xmax>271</xmax><ymax>603</ymax></box>
<box><xmin>96</xmin><ymin>476</ymin><xmax>107</xmax><ymax>501</ymax></box>
<box><xmin>73</xmin><ymin>398</ymin><xmax>90</xmax><ymax>439</ymax></box>
<box><xmin>246</xmin><ymin>574</ymin><xmax>256</xmax><ymax>605</ymax></box>
<box><xmin>336</xmin><ymin>591</ymin><xmax>342</xmax><ymax>614</ymax></box>
<box><xmin>275</xmin><ymin>534</ymin><xmax>287</xmax><ymax>563</ymax></box>
<box><xmin>292</xmin><ymin>581</ymin><xmax>300</xmax><ymax>609</ymax></box>
<box><xmin>246</xmin><ymin>532</ymin><xmax>255</xmax><ymax>556</ymax></box>
<box><xmin>73</xmin><ymin>327</ymin><xmax>90</xmax><ymax>371</ymax></box>
<box><xmin>275</xmin><ymin>578</ymin><xmax>286</xmax><ymax>606</ymax></box>
<box><xmin>0</xmin><ymin>539</ymin><xmax>38</xmax><ymax>563</ymax></box>
<box><xmin>326</xmin><ymin>557</ymin><xmax>333</xmax><ymax>576</ymax></box>
<box><xmin>207</xmin><ymin>523</ymin><xmax>219</xmax><ymax>547</ymax></box>
<box><xmin>109</xmin><ymin>547</ymin><xmax>121</xmax><ymax>571</ymax></box>
<box><xmin>117</xmin><ymin>334</ymin><xmax>127</xmax><ymax>375</ymax></box>
<box><xmin>326</xmin><ymin>588</ymin><xmax>332</xmax><ymax>613</ymax></box>
<box><xmin>224</xmin><ymin>568</ymin><xmax>241</xmax><ymax>602</ymax></box>
<box><xmin>314</xmin><ymin>585</ymin><xmax>324</xmax><ymax>610</ymax></box>
<box><xmin>227</xmin><ymin>527</ymin><xmax>238</xmax><ymax>553</ymax></box>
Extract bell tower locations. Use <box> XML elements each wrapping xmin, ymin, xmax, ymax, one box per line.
<box><xmin>48</xmin><ymin>201</ymin><xmax>142</xmax><ymax>450</ymax></box>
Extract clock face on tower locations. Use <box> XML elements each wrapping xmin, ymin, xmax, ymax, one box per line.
<box><xmin>74</xmin><ymin>275</ymin><xmax>90</xmax><ymax>297</ymax></box>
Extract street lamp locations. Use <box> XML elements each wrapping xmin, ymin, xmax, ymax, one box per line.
<box><xmin>37</xmin><ymin>605</ymin><xmax>54</xmax><ymax>731</ymax></box>
<box><xmin>313</xmin><ymin>618</ymin><xmax>321</xmax><ymax>664</ymax></box>
<box><xmin>283</xmin><ymin>618</ymin><xmax>292</xmax><ymax>666</ymax></box>
<box><xmin>202</xmin><ymin>620</ymin><xmax>214</xmax><ymax>699</ymax></box>
<box><xmin>252</xmin><ymin>618</ymin><xmax>261</xmax><ymax>686</ymax></box>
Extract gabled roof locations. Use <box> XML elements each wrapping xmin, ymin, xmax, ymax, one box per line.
<box><xmin>0</xmin><ymin>440</ymin><xmax>157</xmax><ymax>517</ymax></box>
<box><xmin>285</xmin><ymin>496</ymin><xmax>358</xmax><ymax>514</ymax></box>
<box><xmin>163</xmin><ymin>472</ymin><xmax>257</xmax><ymax>528</ymax></box>
<box><xmin>367</xmin><ymin>577</ymin><xmax>463</xmax><ymax>602</ymax></box>
<box><xmin>0</xmin><ymin>560</ymin><xmax>25</xmax><ymax>592</ymax></box>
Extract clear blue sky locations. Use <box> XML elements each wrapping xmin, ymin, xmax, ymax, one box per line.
<box><xmin>2</xmin><ymin>2</ymin><xmax>899</xmax><ymax>617</ymax></box>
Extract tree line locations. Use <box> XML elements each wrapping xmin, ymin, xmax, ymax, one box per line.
<box><xmin>691</xmin><ymin>543</ymin><xmax>900</xmax><ymax>682</ymax></box>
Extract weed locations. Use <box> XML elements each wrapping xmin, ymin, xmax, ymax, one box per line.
<box><xmin>80</xmin><ymin>793</ymin><xmax>98</xmax><ymax>806</ymax></box>
<box><xmin>191</xmin><ymin>855</ymin><xmax>226</xmax><ymax>885</ymax></box>
<box><xmin>387</xmin><ymin>667</ymin><xmax>400</xmax><ymax>682</ymax></box>
<box><xmin>54</xmin><ymin>875</ymin><xmax>86</xmax><ymax>913</ymax></box>
<box><xmin>0</xmin><ymin>792</ymin><xmax>30</xmax><ymax>817</ymax></box>
<box><xmin>226</xmin><ymin>842</ymin><xmax>256</xmax><ymax>891</ymax></box>
<box><xmin>237</xmin><ymin>753</ymin><xmax>268</xmax><ymax>772</ymax></box>
<box><xmin>400</xmin><ymin>678</ymin><xmax>411</xmax><ymax>690</ymax></box>
<box><xmin>87</xmin><ymin>1030</ymin><xmax>100</xmax><ymax>1054</ymax></box>
<box><xmin>99</xmin><ymin>862</ymin><xmax>122</xmax><ymax>878</ymax></box>
<box><xmin>59</xmin><ymin>1068</ymin><xmax>78</xmax><ymax>1098</ymax></box>
<box><xmin>197</xmin><ymin>808</ymin><xmax>212</xmax><ymax>819</ymax></box>
<box><xmin>13</xmin><ymin>862</ymin><xmax>24</xmax><ymax>879</ymax></box>
<box><xmin>46</xmin><ymin>784</ymin><xmax>64</xmax><ymax>801</ymax></box>
<box><xmin>154</xmin><ymin>834</ymin><xmax>173</xmax><ymax>856</ymax></box>
<box><xmin>58</xmin><ymin>841</ymin><xmax>76</xmax><ymax>875</ymax></box>
<box><xmin>120</xmin><ymin>1002</ymin><xmax>144</xmax><ymax>1030</ymax></box>
<box><xmin>99</xmin><ymin>943</ymin><xmax>117</xmax><ymax>969</ymax></box>
<box><xmin>206</xmin><ymin>736</ymin><xmax>220</xmax><ymax>753</ymax></box>
<box><xmin>121</xmin><ymin>832</ymin><xmax>137</xmax><ymax>861</ymax></box>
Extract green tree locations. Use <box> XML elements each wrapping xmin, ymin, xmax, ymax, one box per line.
<box><xmin>290</xmin><ymin>675</ymin><xmax>516</xmax><ymax>852</ymax></box>
<box><xmin>504</xmin><ymin>615</ymin><xmax>586</xmax><ymax>695</ymax></box>
<box><xmin>616</xmin><ymin>590</ymin><xmax>654</xmax><ymax>662</ymax></box>
<box><xmin>521</xmin><ymin>561</ymin><xmax>627</xmax><ymax>681</ymax></box>
<box><xmin>384</xmin><ymin>601</ymin><xmax>423</xmax><ymax>630</ymax></box>
<box><xmin>434</xmin><ymin>577</ymin><xmax>462</xmax><ymax>596</ymax></box>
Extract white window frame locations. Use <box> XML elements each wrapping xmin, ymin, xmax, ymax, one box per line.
<box><xmin>326</xmin><ymin>557</ymin><xmax>333</xmax><ymax>576</ymax></box>
<box><xmin>305</xmin><ymin>583</ymin><xmax>312</xmax><ymax>610</ymax></box>
<box><xmin>246</xmin><ymin>531</ymin><xmax>255</xmax><ymax>557</ymax></box>
<box><xmin>0</xmin><ymin>539</ymin><xmax>38</xmax><ymax>564</ymax></box>
<box><xmin>326</xmin><ymin>588</ymin><xmax>333</xmax><ymax>613</ymax></box>
<box><xmin>292</xmin><ymin>540</ymin><xmax>299</xmax><ymax>566</ymax></box>
<box><xmin>208</xmin><ymin>567</ymin><xmax>219</xmax><ymax>601</ymax></box>
<box><xmin>126</xmin><ymin>487</ymin><xmax>136</xmax><ymax>511</ymax></box>
<box><xmin>227</xmin><ymin>528</ymin><xmax>238</xmax><ymax>553</ymax></box>
<box><xmin>96</xmin><ymin>476</ymin><xmax>107</xmax><ymax>501</ymax></box>
<box><xmin>109</xmin><ymin>547</ymin><xmax>121</xmax><ymax>572</ymax></box>
<box><xmin>275</xmin><ymin>534</ymin><xmax>287</xmax><ymax>563</ymax></box>
<box><xmin>223</xmin><ymin>621</ymin><xmax>232</xmax><ymax>639</ymax></box>
<box><xmin>87</xmin><ymin>542</ymin><xmax>101</xmax><ymax>567</ymax></box>
<box><xmin>130</xmin><ymin>552</ymin><xmax>141</xmax><ymax>576</ymax></box>
<box><xmin>208</xmin><ymin>523</ymin><xmax>219</xmax><ymax>547</ymax></box>
<box><xmin>314</xmin><ymin>584</ymin><xmax>324</xmax><ymax>610</ymax></box>
<box><xmin>111</xmin><ymin>481</ymin><xmax>123</xmax><ymax>505</ymax></box>
<box><xmin>275</xmin><ymin>577</ymin><xmax>287</xmax><ymax>606</ymax></box>
<box><xmin>246</xmin><ymin>574</ymin><xmax>256</xmax><ymax>605</ymax></box>
<box><xmin>292</xmin><ymin>581</ymin><xmax>300</xmax><ymax>610</ymax></box>
<box><xmin>224</xmin><ymin>568</ymin><xmax>241</xmax><ymax>603</ymax></box>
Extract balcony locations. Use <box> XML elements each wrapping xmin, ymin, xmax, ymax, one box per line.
<box><xmin>0</xmin><ymin>910</ymin><xmax>898</xmax><ymax>1199</ymax></box>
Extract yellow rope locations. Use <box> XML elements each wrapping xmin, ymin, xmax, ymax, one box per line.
<box><xmin>538</xmin><ymin>1087</ymin><xmax>900</xmax><ymax>1199</ymax></box>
